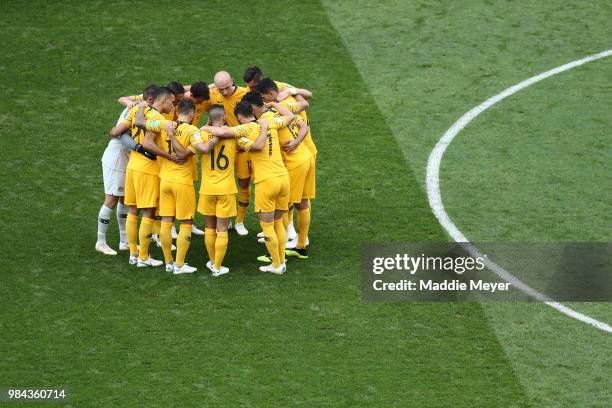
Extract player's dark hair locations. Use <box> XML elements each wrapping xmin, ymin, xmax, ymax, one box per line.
<box><xmin>243</xmin><ymin>66</ymin><xmax>263</xmax><ymax>83</ymax></box>
<box><xmin>234</xmin><ymin>101</ymin><xmax>254</xmax><ymax>118</ymax></box>
<box><xmin>242</xmin><ymin>91</ymin><xmax>264</xmax><ymax>107</ymax></box>
<box><xmin>255</xmin><ymin>77</ymin><xmax>278</xmax><ymax>94</ymax></box>
<box><xmin>155</xmin><ymin>86</ymin><xmax>175</xmax><ymax>100</ymax></box>
<box><xmin>142</xmin><ymin>84</ymin><xmax>160</xmax><ymax>100</ymax></box>
<box><xmin>177</xmin><ymin>100</ymin><xmax>195</xmax><ymax>115</ymax></box>
<box><xmin>190</xmin><ymin>81</ymin><xmax>210</xmax><ymax>100</ymax></box>
<box><xmin>167</xmin><ymin>81</ymin><xmax>184</xmax><ymax>96</ymax></box>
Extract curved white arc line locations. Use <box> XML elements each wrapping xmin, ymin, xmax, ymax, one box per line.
<box><xmin>426</xmin><ymin>49</ymin><xmax>612</xmax><ymax>333</ymax></box>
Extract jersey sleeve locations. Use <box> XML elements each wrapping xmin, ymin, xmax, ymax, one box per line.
<box><xmin>120</xmin><ymin>106</ymin><xmax>136</xmax><ymax>128</ymax></box>
<box><xmin>282</xmin><ymin>100</ymin><xmax>299</xmax><ymax>113</ymax></box>
<box><xmin>144</xmin><ymin>118</ymin><xmax>172</xmax><ymax>133</ymax></box>
<box><xmin>267</xmin><ymin>112</ymin><xmax>289</xmax><ymax>130</ymax></box>
<box><xmin>189</xmin><ymin>130</ymin><xmax>204</xmax><ymax>153</ymax></box>
<box><xmin>231</xmin><ymin>124</ymin><xmax>251</xmax><ymax>139</ymax></box>
<box><xmin>236</xmin><ymin>136</ymin><xmax>254</xmax><ymax>152</ymax></box>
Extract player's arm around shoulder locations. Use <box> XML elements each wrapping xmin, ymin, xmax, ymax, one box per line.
<box><xmin>143</xmin><ymin>130</ymin><xmax>181</xmax><ymax>163</ymax></box>
<box><xmin>294</xmin><ymin>94</ymin><xmax>309</xmax><ymax>112</ymax></box>
<box><xmin>117</xmin><ymin>94</ymin><xmax>142</xmax><ymax>108</ymax></box>
<box><xmin>249</xmin><ymin>119</ymin><xmax>269</xmax><ymax>151</ymax></box>
<box><xmin>284</xmin><ymin>117</ymin><xmax>309</xmax><ymax>153</ymax></box>
<box><xmin>200</xmin><ymin>125</ymin><xmax>235</xmax><ymax>139</ymax></box>
<box><xmin>265</xmin><ymin>103</ymin><xmax>295</xmax><ymax>129</ymax></box>
<box><xmin>169</xmin><ymin>126</ymin><xmax>194</xmax><ymax>160</ymax></box>
<box><xmin>195</xmin><ymin>135</ymin><xmax>219</xmax><ymax>154</ymax></box>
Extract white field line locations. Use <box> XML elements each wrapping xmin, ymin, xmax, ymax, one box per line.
<box><xmin>426</xmin><ymin>50</ymin><xmax>612</xmax><ymax>333</ymax></box>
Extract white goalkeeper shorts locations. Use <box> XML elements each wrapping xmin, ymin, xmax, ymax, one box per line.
<box><xmin>103</xmin><ymin>163</ymin><xmax>126</xmax><ymax>196</ymax></box>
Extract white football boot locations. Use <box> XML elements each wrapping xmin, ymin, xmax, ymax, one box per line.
<box><xmin>235</xmin><ymin>223</ymin><xmax>249</xmax><ymax>236</ymax></box>
<box><xmin>95</xmin><ymin>242</ymin><xmax>117</xmax><ymax>256</ymax></box>
<box><xmin>191</xmin><ymin>224</ymin><xmax>204</xmax><ymax>236</ymax></box>
<box><xmin>259</xmin><ymin>263</ymin><xmax>285</xmax><ymax>275</ymax></box>
<box><xmin>165</xmin><ymin>263</ymin><xmax>175</xmax><ymax>273</ymax></box>
<box><xmin>137</xmin><ymin>256</ymin><xmax>163</xmax><ymax>268</ymax></box>
<box><xmin>119</xmin><ymin>241</ymin><xmax>129</xmax><ymax>251</ymax></box>
<box><xmin>173</xmin><ymin>263</ymin><xmax>197</xmax><ymax>275</ymax></box>
<box><xmin>129</xmin><ymin>253</ymin><xmax>138</xmax><ymax>265</ymax></box>
<box><xmin>211</xmin><ymin>265</ymin><xmax>229</xmax><ymax>277</ymax></box>
<box><xmin>205</xmin><ymin>260</ymin><xmax>214</xmax><ymax>272</ymax></box>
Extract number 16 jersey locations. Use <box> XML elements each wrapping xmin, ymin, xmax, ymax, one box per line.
<box><xmin>199</xmin><ymin>129</ymin><xmax>238</xmax><ymax>196</ymax></box>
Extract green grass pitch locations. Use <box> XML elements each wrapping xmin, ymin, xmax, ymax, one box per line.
<box><xmin>1</xmin><ymin>1</ymin><xmax>610</xmax><ymax>406</ymax></box>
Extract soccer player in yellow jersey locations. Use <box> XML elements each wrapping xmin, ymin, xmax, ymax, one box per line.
<box><xmin>250</xmin><ymin>74</ymin><xmax>317</xmax><ymax>243</ymax></box>
<box><xmin>110</xmin><ymin>87</ymin><xmax>180</xmax><ymax>268</ymax></box>
<box><xmin>201</xmin><ymin>101</ymin><xmax>294</xmax><ymax>275</ymax></box>
<box><xmin>152</xmin><ymin>100</ymin><xmax>205</xmax><ymax>275</ymax></box>
<box><xmin>255</xmin><ymin>79</ymin><xmax>316</xmax><ymax>257</ymax></box>
<box><xmin>204</xmin><ymin>71</ymin><xmax>252</xmax><ymax>236</ymax></box>
<box><xmin>184</xmin><ymin>81</ymin><xmax>211</xmax><ymax>127</ymax></box>
<box><xmin>196</xmin><ymin>105</ymin><xmax>236</xmax><ymax>277</ymax></box>
<box><xmin>117</xmin><ymin>82</ymin><xmax>198</xmax><ymax>243</ymax></box>
<box><xmin>243</xmin><ymin>66</ymin><xmax>313</xmax><ymax>101</ymax></box>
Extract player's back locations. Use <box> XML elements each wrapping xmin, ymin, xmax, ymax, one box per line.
<box><xmin>278</xmin><ymin>95</ymin><xmax>317</xmax><ymax>157</ymax></box>
<box><xmin>159</xmin><ymin>122</ymin><xmax>199</xmax><ymax>185</ymax></box>
<box><xmin>200</xmin><ymin>130</ymin><xmax>238</xmax><ymax>195</ymax></box>
<box><xmin>271</xmin><ymin>100</ymin><xmax>312</xmax><ymax>169</ymax></box>
<box><xmin>236</xmin><ymin>115</ymin><xmax>287</xmax><ymax>184</ymax></box>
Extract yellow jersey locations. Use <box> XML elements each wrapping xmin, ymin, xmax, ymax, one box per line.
<box><xmin>272</xmin><ymin>98</ymin><xmax>312</xmax><ymax>169</ymax></box>
<box><xmin>163</xmin><ymin>106</ymin><xmax>177</xmax><ymax>121</ymax></box>
<box><xmin>276</xmin><ymin>94</ymin><xmax>317</xmax><ymax>156</ymax></box>
<box><xmin>157</xmin><ymin>122</ymin><xmax>201</xmax><ymax>186</ymax></box>
<box><xmin>199</xmin><ymin>130</ymin><xmax>239</xmax><ymax>195</ymax></box>
<box><xmin>232</xmin><ymin>112</ymin><xmax>288</xmax><ymax>183</ymax></box>
<box><xmin>191</xmin><ymin>100</ymin><xmax>209</xmax><ymax>127</ymax></box>
<box><xmin>203</xmin><ymin>86</ymin><xmax>249</xmax><ymax>127</ymax></box>
<box><xmin>121</xmin><ymin>105</ymin><xmax>165</xmax><ymax>175</ymax></box>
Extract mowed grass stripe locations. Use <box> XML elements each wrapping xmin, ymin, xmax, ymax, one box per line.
<box><xmin>1</xmin><ymin>1</ymin><xmax>527</xmax><ymax>406</ymax></box>
<box><xmin>323</xmin><ymin>0</ymin><xmax>612</xmax><ymax>406</ymax></box>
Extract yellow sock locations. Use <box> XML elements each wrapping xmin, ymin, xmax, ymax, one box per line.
<box><xmin>274</xmin><ymin>219</ymin><xmax>286</xmax><ymax>264</ymax></box>
<box><xmin>260</xmin><ymin>221</ymin><xmax>280</xmax><ymax>267</ymax></box>
<box><xmin>287</xmin><ymin>206</ymin><xmax>294</xmax><ymax>227</ymax></box>
<box><xmin>175</xmin><ymin>224</ymin><xmax>192</xmax><ymax>267</ymax></box>
<box><xmin>204</xmin><ymin>228</ymin><xmax>217</xmax><ymax>262</ymax></box>
<box><xmin>214</xmin><ymin>231</ymin><xmax>228</xmax><ymax>269</ymax></box>
<box><xmin>153</xmin><ymin>215</ymin><xmax>161</xmax><ymax>236</ymax></box>
<box><xmin>126</xmin><ymin>213</ymin><xmax>139</xmax><ymax>254</ymax></box>
<box><xmin>160</xmin><ymin>221</ymin><xmax>174</xmax><ymax>264</ymax></box>
<box><xmin>236</xmin><ymin>186</ymin><xmax>250</xmax><ymax>224</ymax></box>
<box><xmin>138</xmin><ymin>217</ymin><xmax>154</xmax><ymax>260</ymax></box>
<box><xmin>282</xmin><ymin>212</ymin><xmax>288</xmax><ymax>230</ymax></box>
<box><xmin>297</xmin><ymin>208</ymin><xmax>311</xmax><ymax>249</ymax></box>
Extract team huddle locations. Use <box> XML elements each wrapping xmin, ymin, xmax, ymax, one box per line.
<box><xmin>95</xmin><ymin>67</ymin><xmax>316</xmax><ymax>276</ymax></box>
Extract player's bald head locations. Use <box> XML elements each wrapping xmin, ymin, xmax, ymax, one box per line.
<box><xmin>214</xmin><ymin>71</ymin><xmax>232</xmax><ymax>87</ymax></box>
<box><xmin>214</xmin><ymin>71</ymin><xmax>235</xmax><ymax>96</ymax></box>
